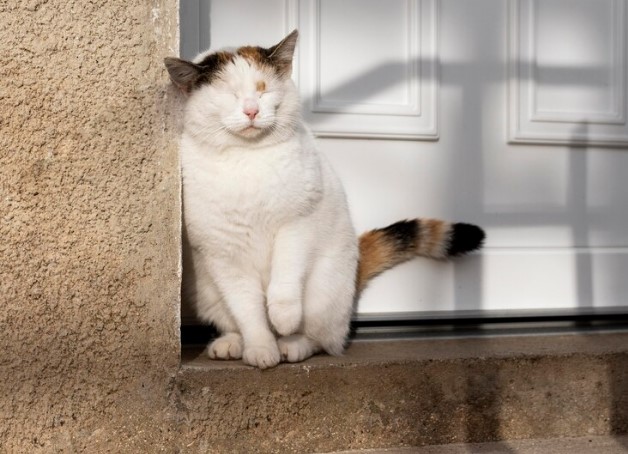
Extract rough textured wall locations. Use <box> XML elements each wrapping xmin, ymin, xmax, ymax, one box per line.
<box><xmin>0</xmin><ymin>1</ymin><xmax>181</xmax><ymax>451</ymax></box>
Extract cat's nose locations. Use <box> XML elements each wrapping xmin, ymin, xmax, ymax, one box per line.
<box><xmin>244</xmin><ymin>106</ymin><xmax>259</xmax><ymax>120</ymax></box>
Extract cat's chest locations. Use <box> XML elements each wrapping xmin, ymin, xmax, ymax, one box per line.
<box><xmin>184</xmin><ymin>144</ymin><xmax>322</xmax><ymax>225</ymax></box>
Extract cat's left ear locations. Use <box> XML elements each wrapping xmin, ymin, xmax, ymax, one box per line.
<box><xmin>267</xmin><ymin>29</ymin><xmax>298</xmax><ymax>78</ymax></box>
<box><xmin>164</xmin><ymin>57</ymin><xmax>202</xmax><ymax>94</ymax></box>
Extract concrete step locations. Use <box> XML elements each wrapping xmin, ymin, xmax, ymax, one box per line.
<box><xmin>325</xmin><ymin>435</ymin><xmax>628</xmax><ymax>453</ymax></box>
<box><xmin>176</xmin><ymin>331</ymin><xmax>628</xmax><ymax>453</ymax></box>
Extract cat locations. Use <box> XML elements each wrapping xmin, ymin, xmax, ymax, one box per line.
<box><xmin>164</xmin><ymin>30</ymin><xmax>485</xmax><ymax>369</ymax></box>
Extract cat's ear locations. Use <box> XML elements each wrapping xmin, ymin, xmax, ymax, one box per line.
<box><xmin>164</xmin><ymin>57</ymin><xmax>202</xmax><ymax>93</ymax></box>
<box><xmin>267</xmin><ymin>29</ymin><xmax>298</xmax><ymax>77</ymax></box>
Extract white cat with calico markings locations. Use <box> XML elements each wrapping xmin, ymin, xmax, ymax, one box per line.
<box><xmin>165</xmin><ymin>31</ymin><xmax>484</xmax><ymax>369</ymax></box>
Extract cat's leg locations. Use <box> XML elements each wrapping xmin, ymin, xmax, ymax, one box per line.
<box><xmin>210</xmin><ymin>264</ymin><xmax>280</xmax><ymax>369</ymax></box>
<box><xmin>278</xmin><ymin>251</ymin><xmax>357</xmax><ymax>363</ymax></box>
<box><xmin>301</xmin><ymin>250</ymin><xmax>358</xmax><ymax>357</ymax></box>
<box><xmin>186</xmin><ymin>260</ymin><xmax>244</xmax><ymax>360</ymax></box>
<box><xmin>266</xmin><ymin>221</ymin><xmax>311</xmax><ymax>336</ymax></box>
<box><xmin>200</xmin><ymin>293</ymin><xmax>242</xmax><ymax>361</ymax></box>
<box><xmin>196</xmin><ymin>288</ymin><xmax>244</xmax><ymax>360</ymax></box>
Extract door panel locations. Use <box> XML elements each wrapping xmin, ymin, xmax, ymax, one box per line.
<box><xmin>509</xmin><ymin>0</ymin><xmax>628</xmax><ymax>145</ymax></box>
<box><xmin>297</xmin><ymin>0</ymin><xmax>439</xmax><ymax>139</ymax></box>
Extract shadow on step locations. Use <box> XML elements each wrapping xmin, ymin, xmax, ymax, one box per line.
<box><xmin>463</xmin><ymin>359</ymin><xmax>514</xmax><ymax>453</ymax></box>
<box><xmin>611</xmin><ymin>353</ymin><xmax>628</xmax><ymax>448</ymax></box>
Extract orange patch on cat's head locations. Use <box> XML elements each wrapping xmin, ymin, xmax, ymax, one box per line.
<box><xmin>256</xmin><ymin>80</ymin><xmax>266</xmax><ymax>92</ymax></box>
<box><xmin>237</xmin><ymin>46</ymin><xmax>268</xmax><ymax>67</ymax></box>
<box><xmin>236</xmin><ymin>37</ymin><xmax>296</xmax><ymax>78</ymax></box>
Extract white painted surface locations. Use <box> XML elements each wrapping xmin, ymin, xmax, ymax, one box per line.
<box><xmin>182</xmin><ymin>0</ymin><xmax>628</xmax><ymax>316</ymax></box>
<box><xmin>296</xmin><ymin>0</ymin><xmax>439</xmax><ymax>138</ymax></box>
<box><xmin>509</xmin><ymin>0</ymin><xmax>628</xmax><ymax>145</ymax></box>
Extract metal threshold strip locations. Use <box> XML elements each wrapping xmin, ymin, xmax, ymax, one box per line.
<box><xmin>181</xmin><ymin>307</ymin><xmax>628</xmax><ymax>345</ymax></box>
<box><xmin>354</xmin><ymin>306</ymin><xmax>628</xmax><ymax>325</ymax></box>
<box><xmin>351</xmin><ymin>307</ymin><xmax>628</xmax><ymax>340</ymax></box>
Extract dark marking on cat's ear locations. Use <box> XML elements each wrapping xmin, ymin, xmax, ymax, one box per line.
<box><xmin>197</xmin><ymin>51</ymin><xmax>235</xmax><ymax>72</ymax></box>
<box><xmin>165</xmin><ymin>52</ymin><xmax>234</xmax><ymax>93</ymax></box>
<box><xmin>164</xmin><ymin>57</ymin><xmax>202</xmax><ymax>93</ymax></box>
<box><xmin>267</xmin><ymin>29</ymin><xmax>299</xmax><ymax>77</ymax></box>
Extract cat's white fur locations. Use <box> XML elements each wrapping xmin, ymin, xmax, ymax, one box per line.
<box><xmin>181</xmin><ymin>39</ymin><xmax>358</xmax><ymax>369</ymax></box>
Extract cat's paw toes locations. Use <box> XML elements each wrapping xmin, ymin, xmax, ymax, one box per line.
<box><xmin>207</xmin><ymin>333</ymin><xmax>243</xmax><ymax>360</ymax></box>
<box><xmin>242</xmin><ymin>343</ymin><xmax>281</xmax><ymax>369</ymax></box>
<box><xmin>278</xmin><ymin>335</ymin><xmax>318</xmax><ymax>363</ymax></box>
<box><xmin>268</xmin><ymin>300</ymin><xmax>302</xmax><ymax>336</ymax></box>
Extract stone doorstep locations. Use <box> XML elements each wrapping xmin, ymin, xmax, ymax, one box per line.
<box><xmin>323</xmin><ymin>435</ymin><xmax>628</xmax><ymax>453</ymax></box>
<box><xmin>176</xmin><ymin>332</ymin><xmax>628</xmax><ymax>453</ymax></box>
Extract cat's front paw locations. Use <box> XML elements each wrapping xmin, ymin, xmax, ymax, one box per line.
<box><xmin>278</xmin><ymin>334</ymin><xmax>318</xmax><ymax>363</ymax></box>
<box><xmin>267</xmin><ymin>299</ymin><xmax>302</xmax><ymax>336</ymax></box>
<box><xmin>207</xmin><ymin>333</ymin><xmax>243</xmax><ymax>360</ymax></box>
<box><xmin>242</xmin><ymin>343</ymin><xmax>281</xmax><ymax>369</ymax></box>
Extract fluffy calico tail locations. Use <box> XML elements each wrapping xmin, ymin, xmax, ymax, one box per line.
<box><xmin>357</xmin><ymin>219</ymin><xmax>485</xmax><ymax>293</ymax></box>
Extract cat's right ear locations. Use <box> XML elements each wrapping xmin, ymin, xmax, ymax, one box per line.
<box><xmin>164</xmin><ymin>57</ymin><xmax>202</xmax><ymax>94</ymax></box>
<box><xmin>267</xmin><ymin>30</ymin><xmax>299</xmax><ymax>77</ymax></box>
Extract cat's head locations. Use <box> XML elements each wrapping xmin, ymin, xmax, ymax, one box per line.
<box><xmin>164</xmin><ymin>30</ymin><xmax>300</xmax><ymax>148</ymax></box>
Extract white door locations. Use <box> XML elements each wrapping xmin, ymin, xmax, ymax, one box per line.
<box><xmin>181</xmin><ymin>0</ymin><xmax>628</xmax><ymax>319</ymax></box>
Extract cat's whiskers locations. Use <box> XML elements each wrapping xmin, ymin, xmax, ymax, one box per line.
<box><xmin>197</xmin><ymin>122</ymin><xmax>230</xmax><ymax>142</ymax></box>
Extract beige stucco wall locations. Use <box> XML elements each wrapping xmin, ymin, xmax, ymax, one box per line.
<box><xmin>0</xmin><ymin>1</ymin><xmax>181</xmax><ymax>451</ymax></box>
